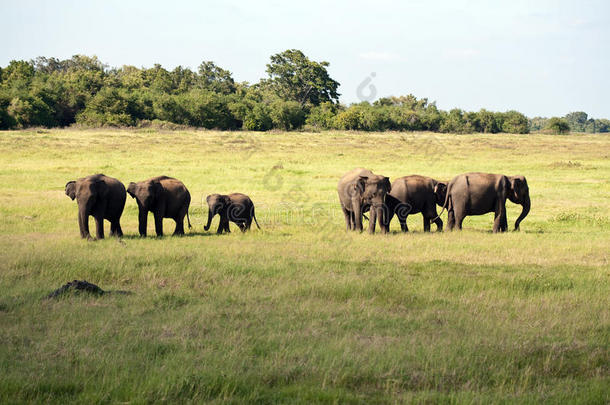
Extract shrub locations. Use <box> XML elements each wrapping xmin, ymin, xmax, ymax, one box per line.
<box><xmin>546</xmin><ymin>117</ymin><xmax>570</xmax><ymax>134</ymax></box>
<box><xmin>269</xmin><ymin>100</ymin><xmax>306</xmax><ymax>130</ymax></box>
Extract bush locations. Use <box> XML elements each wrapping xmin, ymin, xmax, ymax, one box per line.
<box><xmin>546</xmin><ymin>117</ymin><xmax>570</xmax><ymax>134</ymax></box>
<box><xmin>75</xmin><ymin>87</ymin><xmax>134</xmax><ymax>126</ymax></box>
<box><xmin>243</xmin><ymin>104</ymin><xmax>273</xmax><ymax>131</ymax></box>
<box><xmin>306</xmin><ymin>102</ymin><xmax>338</xmax><ymax>129</ymax></box>
<box><xmin>501</xmin><ymin>110</ymin><xmax>529</xmax><ymax>134</ymax></box>
<box><xmin>269</xmin><ymin>100</ymin><xmax>306</xmax><ymax>130</ymax></box>
<box><xmin>334</xmin><ymin>107</ymin><xmax>363</xmax><ymax>130</ymax></box>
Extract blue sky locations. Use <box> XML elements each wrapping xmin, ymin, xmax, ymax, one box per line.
<box><xmin>1</xmin><ymin>0</ymin><xmax>608</xmax><ymax>117</ymax></box>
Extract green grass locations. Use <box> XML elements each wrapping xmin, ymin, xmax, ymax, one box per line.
<box><xmin>0</xmin><ymin>128</ymin><xmax>608</xmax><ymax>404</ymax></box>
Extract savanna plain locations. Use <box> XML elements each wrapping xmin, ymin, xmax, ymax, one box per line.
<box><xmin>0</xmin><ymin>129</ymin><xmax>608</xmax><ymax>404</ymax></box>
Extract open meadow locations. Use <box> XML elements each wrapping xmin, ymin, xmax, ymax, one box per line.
<box><xmin>0</xmin><ymin>128</ymin><xmax>608</xmax><ymax>403</ymax></box>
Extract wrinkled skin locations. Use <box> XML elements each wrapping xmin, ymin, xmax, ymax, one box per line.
<box><xmin>337</xmin><ymin>168</ymin><xmax>391</xmax><ymax>234</ymax></box>
<box><xmin>65</xmin><ymin>174</ymin><xmax>126</xmax><ymax>239</ymax></box>
<box><xmin>438</xmin><ymin>172</ymin><xmax>530</xmax><ymax>232</ymax></box>
<box><xmin>204</xmin><ymin>193</ymin><xmax>260</xmax><ymax>234</ymax></box>
<box><xmin>127</xmin><ymin>176</ymin><xmax>191</xmax><ymax>237</ymax></box>
<box><xmin>384</xmin><ymin>175</ymin><xmax>447</xmax><ymax>232</ymax></box>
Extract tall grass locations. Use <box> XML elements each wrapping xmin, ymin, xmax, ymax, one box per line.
<box><xmin>0</xmin><ymin>129</ymin><xmax>608</xmax><ymax>403</ymax></box>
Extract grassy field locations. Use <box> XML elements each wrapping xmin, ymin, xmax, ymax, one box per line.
<box><xmin>0</xmin><ymin>128</ymin><xmax>608</xmax><ymax>404</ymax></box>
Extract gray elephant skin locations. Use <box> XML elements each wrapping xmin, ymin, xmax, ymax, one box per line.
<box><xmin>127</xmin><ymin>176</ymin><xmax>192</xmax><ymax>237</ymax></box>
<box><xmin>65</xmin><ymin>174</ymin><xmax>126</xmax><ymax>239</ymax></box>
<box><xmin>385</xmin><ymin>175</ymin><xmax>447</xmax><ymax>232</ymax></box>
<box><xmin>337</xmin><ymin>168</ymin><xmax>391</xmax><ymax>234</ymax></box>
<box><xmin>204</xmin><ymin>193</ymin><xmax>260</xmax><ymax>234</ymax></box>
<box><xmin>438</xmin><ymin>172</ymin><xmax>530</xmax><ymax>232</ymax></box>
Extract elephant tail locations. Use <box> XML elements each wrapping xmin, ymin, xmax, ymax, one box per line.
<box><xmin>432</xmin><ymin>182</ymin><xmax>452</xmax><ymax>222</ymax></box>
<box><xmin>253</xmin><ymin>212</ymin><xmax>261</xmax><ymax>230</ymax></box>
<box><xmin>186</xmin><ymin>210</ymin><xmax>192</xmax><ymax>229</ymax></box>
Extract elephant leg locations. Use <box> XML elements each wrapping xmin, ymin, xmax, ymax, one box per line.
<box><xmin>78</xmin><ymin>210</ymin><xmax>86</xmax><ymax>239</ymax></box>
<box><xmin>173</xmin><ymin>217</ymin><xmax>185</xmax><ymax>236</ymax></box>
<box><xmin>217</xmin><ymin>215</ymin><xmax>226</xmax><ymax>234</ymax></box>
<box><xmin>78</xmin><ymin>203</ymin><xmax>92</xmax><ymax>239</ymax></box>
<box><xmin>500</xmin><ymin>209</ymin><xmax>508</xmax><ymax>232</ymax></box>
<box><xmin>138</xmin><ymin>208</ymin><xmax>148</xmax><ymax>237</ymax></box>
<box><xmin>493</xmin><ymin>199</ymin><xmax>506</xmax><ymax>233</ymax></box>
<box><xmin>447</xmin><ymin>210</ymin><xmax>455</xmax><ymax>231</ymax></box>
<box><xmin>342</xmin><ymin>207</ymin><xmax>352</xmax><ymax>231</ymax></box>
<box><xmin>398</xmin><ymin>214</ymin><xmax>408</xmax><ymax>232</ymax></box>
<box><xmin>456</xmin><ymin>212</ymin><xmax>465</xmax><ymax>230</ymax></box>
<box><xmin>434</xmin><ymin>216</ymin><xmax>443</xmax><ymax>232</ymax></box>
<box><xmin>154</xmin><ymin>212</ymin><xmax>164</xmax><ymax>236</ymax></box>
<box><xmin>423</xmin><ymin>215</ymin><xmax>431</xmax><ymax>232</ymax></box>
<box><xmin>368</xmin><ymin>207</ymin><xmax>377</xmax><ymax>234</ymax></box>
<box><xmin>94</xmin><ymin>214</ymin><xmax>104</xmax><ymax>239</ymax></box>
<box><xmin>245</xmin><ymin>217</ymin><xmax>252</xmax><ymax>231</ymax></box>
<box><xmin>111</xmin><ymin>220</ymin><xmax>123</xmax><ymax>237</ymax></box>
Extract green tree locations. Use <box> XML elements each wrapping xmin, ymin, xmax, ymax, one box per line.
<box><xmin>306</xmin><ymin>101</ymin><xmax>339</xmax><ymax>129</ymax></box>
<box><xmin>501</xmin><ymin>110</ymin><xmax>529</xmax><ymax>134</ymax></box>
<box><xmin>546</xmin><ymin>117</ymin><xmax>570</xmax><ymax>134</ymax></box>
<box><xmin>198</xmin><ymin>61</ymin><xmax>236</xmax><ymax>95</ymax></box>
<box><xmin>269</xmin><ymin>100</ymin><xmax>306</xmax><ymax>130</ymax></box>
<box><xmin>564</xmin><ymin>111</ymin><xmax>588</xmax><ymax>132</ymax></box>
<box><xmin>264</xmin><ymin>49</ymin><xmax>340</xmax><ymax>106</ymax></box>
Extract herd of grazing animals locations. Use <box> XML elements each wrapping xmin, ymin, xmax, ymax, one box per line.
<box><xmin>65</xmin><ymin>169</ymin><xmax>530</xmax><ymax>239</ymax></box>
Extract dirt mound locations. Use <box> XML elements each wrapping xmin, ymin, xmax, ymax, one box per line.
<box><xmin>46</xmin><ymin>280</ymin><xmax>130</xmax><ymax>299</ymax></box>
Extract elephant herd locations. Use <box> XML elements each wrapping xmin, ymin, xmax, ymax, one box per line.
<box><xmin>338</xmin><ymin>168</ymin><xmax>530</xmax><ymax>234</ymax></box>
<box><xmin>65</xmin><ymin>174</ymin><xmax>259</xmax><ymax>240</ymax></box>
<box><xmin>65</xmin><ymin>169</ymin><xmax>530</xmax><ymax>240</ymax></box>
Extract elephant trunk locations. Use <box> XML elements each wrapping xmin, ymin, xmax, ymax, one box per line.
<box><xmin>514</xmin><ymin>194</ymin><xmax>530</xmax><ymax>231</ymax></box>
<box><xmin>204</xmin><ymin>207</ymin><xmax>214</xmax><ymax>231</ymax></box>
<box><xmin>377</xmin><ymin>205</ymin><xmax>388</xmax><ymax>234</ymax></box>
<box><xmin>78</xmin><ymin>204</ymin><xmax>88</xmax><ymax>239</ymax></box>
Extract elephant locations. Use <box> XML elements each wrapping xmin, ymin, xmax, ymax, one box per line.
<box><xmin>204</xmin><ymin>193</ymin><xmax>261</xmax><ymax>234</ymax></box>
<box><xmin>337</xmin><ymin>168</ymin><xmax>392</xmax><ymax>234</ymax></box>
<box><xmin>437</xmin><ymin>172</ymin><xmax>530</xmax><ymax>232</ymax></box>
<box><xmin>384</xmin><ymin>175</ymin><xmax>447</xmax><ymax>232</ymax></box>
<box><xmin>127</xmin><ymin>176</ymin><xmax>192</xmax><ymax>237</ymax></box>
<box><xmin>65</xmin><ymin>174</ymin><xmax>126</xmax><ymax>239</ymax></box>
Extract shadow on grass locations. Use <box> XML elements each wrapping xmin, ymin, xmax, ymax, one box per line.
<box><xmin>116</xmin><ymin>231</ymin><xmax>216</xmax><ymax>240</ymax></box>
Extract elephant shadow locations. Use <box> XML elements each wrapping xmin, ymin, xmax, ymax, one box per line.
<box><xmin>118</xmin><ymin>231</ymin><xmax>214</xmax><ymax>240</ymax></box>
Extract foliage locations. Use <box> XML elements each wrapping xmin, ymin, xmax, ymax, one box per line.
<box><xmin>546</xmin><ymin>117</ymin><xmax>571</xmax><ymax>134</ymax></box>
<box><xmin>1</xmin><ymin>53</ymin><xmax>607</xmax><ymax>133</ymax></box>
<box><xmin>264</xmin><ymin>49</ymin><xmax>340</xmax><ymax>106</ymax></box>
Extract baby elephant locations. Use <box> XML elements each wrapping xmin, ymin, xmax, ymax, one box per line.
<box><xmin>127</xmin><ymin>176</ymin><xmax>191</xmax><ymax>237</ymax></box>
<box><xmin>204</xmin><ymin>193</ymin><xmax>261</xmax><ymax>234</ymax></box>
<box><xmin>65</xmin><ymin>174</ymin><xmax>126</xmax><ymax>240</ymax></box>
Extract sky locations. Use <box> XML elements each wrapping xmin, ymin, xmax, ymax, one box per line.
<box><xmin>1</xmin><ymin>0</ymin><xmax>608</xmax><ymax>117</ymax></box>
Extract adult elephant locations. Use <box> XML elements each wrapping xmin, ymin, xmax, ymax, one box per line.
<box><xmin>65</xmin><ymin>174</ymin><xmax>126</xmax><ymax>239</ymax></box>
<box><xmin>127</xmin><ymin>176</ymin><xmax>192</xmax><ymax>237</ymax></box>
<box><xmin>437</xmin><ymin>172</ymin><xmax>530</xmax><ymax>232</ymax></box>
<box><xmin>204</xmin><ymin>193</ymin><xmax>260</xmax><ymax>234</ymax></box>
<box><xmin>337</xmin><ymin>168</ymin><xmax>391</xmax><ymax>234</ymax></box>
<box><xmin>385</xmin><ymin>175</ymin><xmax>447</xmax><ymax>232</ymax></box>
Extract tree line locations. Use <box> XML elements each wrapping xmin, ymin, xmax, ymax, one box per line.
<box><xmin>0</xmin><ymin>50</ymin><xmax>607</xmax><ymax>134</ymax></box>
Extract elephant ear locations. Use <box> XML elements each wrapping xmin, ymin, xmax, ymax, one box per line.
<box><xmin>353</xmin><ymin>176</ymin><xmax>368</xmax><ymax>195</ymax></box>
<box><xmin>509</xmin><ymin>176</ymin><xmax>528</xmax><ymax>203</ymax></box>
<box><xmin>93</xmin><ymin>180</ymin><xmax>108</xmax><ymax>199</ymax></box>
<box><xmin>127</xmin><ymin>182</ymin><xmax>137</xmax><ymax>198</ymax></box>
<box><xmin>383</xmin><ymin>177</ymin><xmax>391</xmax><ymax>193</ymax></box>
<box><xmin>65</xmin><ymin>181</ymin><xmax>76</xmax><ymax>200</ymax></box>
<box><xmin>434</xmin><ymin>182</ymin><xmax>447</xmax><ymax>204</ymax></box>
<box><xmin>152</xmin><ymin>181</ymin><xmax>164</xmax><ymax>199</ymax></box>
<box><xmin>221</xmin><ymin>195</ymin><xmax>232</xmax><ymax>208</ymax></box>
